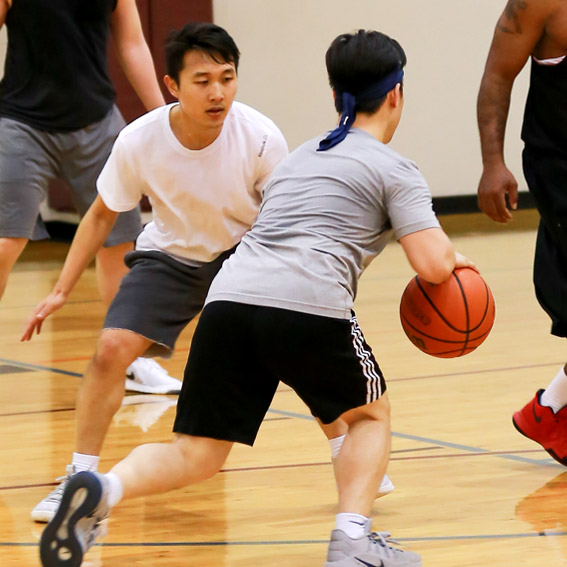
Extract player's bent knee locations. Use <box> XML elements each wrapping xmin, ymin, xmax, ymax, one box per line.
<box><xmin>173</xmin><ymin>434</ymin><xmax>232</xmax><ymax>480</ymax></box>
<box><xmin>92</xmin><ymin>331</ymin><xmax>140</xmax><ymax>372</ymax></box>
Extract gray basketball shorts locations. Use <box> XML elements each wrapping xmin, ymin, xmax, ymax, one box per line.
<box><xmin>0</xmin><ymin>106</ymin><xmax>141</xmax><ymax>246</ymax></box>
<box><xmin>174</xmin><ymin>301</ymin><xmax>387</xmax><ymax>446</ymax></box>
<box><xmin>103</xmin><ymin>248</ymin><xmax>237</xmax><ymax>358</ymax></box>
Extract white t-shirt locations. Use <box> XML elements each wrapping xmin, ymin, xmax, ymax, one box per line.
<box><xmin>97</xmin><ymin>101</ymin><xmax>288</xmax><ymax>263</ymax></box>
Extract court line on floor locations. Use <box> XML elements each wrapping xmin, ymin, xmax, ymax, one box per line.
<box><xmin>1</xmin><ymin>530</ymin><xmax>566</xmax><ymax>547</ymax></box>
<box><xmin>0</xmin><ymin>449</ymin><xmax>555</xmax><ymax>493</ymax></box>
<box><xmin>0</xmin><ymin>357</ymin><xmax>81</xmax><ymax>377</ymax></box>
<box><xmin>0</xmin><ymin>360</ymin><xmax>562</xmax><ymax>471</ymax></box>
<box><xmin>388</xmin><ymin>362</ymin><xmax>566</xmax><ymax>383</ymax></box>
<box><xmin>0</xmin><ymin>298</ymin><xmax>100</xmax><ymax>311</ymax></box>
<box><xmin>267</xmin><ymin>408</ymin><xmax>562</xmax><ymax>469</ymax></box>
<box><xmin>1</xmin><ymin>356</ymin><xmax>564</xmax><ymax>386</ymax></box>
<box><xmin>0</xmin><ymin>447</ymin><xmax>441</xmax><ymax>492</ymax></box>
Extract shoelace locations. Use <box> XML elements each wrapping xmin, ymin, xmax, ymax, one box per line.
<box><xmin>368</xmin><ymin>532</ymin><xmax>405</xmax><ymax>558</ymax></box>
<box><xmin>44</xmin><ymin>474</ymin><xmax>70</xmax><ymax>503</ymax></box>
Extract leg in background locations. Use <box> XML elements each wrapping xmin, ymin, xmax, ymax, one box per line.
<box><xmin>334</xmin><ymin>395</ymin><xmax>391</xmax><ymax>517</ymax></box>
<box><xmin>95</xmin><ymin>241</ymin><xmax>134</xmax><ymax>307</ymax></box>
<box><xmin>0</xmin><ymin>237</ymin><xmax>29</xmax><ymax>300</ymax></box>
<box><xmin>75</xmin><ymin>329</ymin><xmax>153</xmax><ymax>456</ymax></box>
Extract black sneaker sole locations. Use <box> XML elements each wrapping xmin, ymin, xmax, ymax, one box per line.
<box><xmin>39</xmin><ymin>472</ymin><xmax>103</xmax><ymax>567</ymax></box>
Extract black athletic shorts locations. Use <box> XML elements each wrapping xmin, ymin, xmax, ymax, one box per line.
<box><xmin>103</xmin><ymin>248</ymin><xmax>236</xmax><ymax>357</ymax></box>
<box><xmin>523</xmin><ymin>148</ymin><xmax>567</xmax><ymax>337</ymax></box>
<box><xmin>173</xmin><ymin>301</ymin><xmax>387</xmax><ymax>446</ymax></box>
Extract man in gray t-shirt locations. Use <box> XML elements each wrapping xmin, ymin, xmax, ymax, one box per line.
<box><xmin>208</xmin><ymin>129</ymin><xmax>440</xmax><ymax>318</ymax></box>
<box><xmin>39</xmin><ymin>30</ymin><xmax>475</xmax><ymax>567</ymax></box>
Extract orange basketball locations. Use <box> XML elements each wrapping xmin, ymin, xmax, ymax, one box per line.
<box><xmin>399</xmin><ymin>267</ymin><xmax>495</xmax><ymax>358</ymax></box>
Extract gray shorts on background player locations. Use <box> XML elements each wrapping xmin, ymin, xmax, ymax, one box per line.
<box><xmin>0</xmin><ymin>106</ymin><xmax>141</xmax><ymax>245</ymax></box>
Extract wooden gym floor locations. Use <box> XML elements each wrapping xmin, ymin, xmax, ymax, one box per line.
<box><xmin>1</xmin><ymin>209</ymin><xmax>566</xmax><ymax>567</ymax></box>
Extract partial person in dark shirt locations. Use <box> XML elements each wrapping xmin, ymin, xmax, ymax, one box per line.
<box><xmin>0</xmin><ymin>0</ymin><xmax>182</xmax><ymax>399</ymax></box>
<box><xmin>477</xmin><ymin>0</ymin><xmax>567</xmax><ymax>466</ymax></box>
<box><xmin>0</xmin><ymin>0</ymin><xmax>185</xmax><ymax>521</ymax></box>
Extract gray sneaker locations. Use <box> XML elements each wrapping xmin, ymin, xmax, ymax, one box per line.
<box><xmin>31</xmin><ymin>465</ymin><xmax>76</xmax><ymax>523</ymax></box>
<box><xmin>39</xmin><ymin>471</ymin><xmax>109</xmax><ymax>567</ymax></box>
<box><xmin>324</xmin><ymin>529</ymin><xmax>422</xmax><ymax>567</ymax></box>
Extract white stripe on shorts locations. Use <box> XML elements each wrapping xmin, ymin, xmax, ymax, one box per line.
<box><xmin>350</xmin><ymin>314</ymin><xmax>382</xmax><ymax>403</ymax></box>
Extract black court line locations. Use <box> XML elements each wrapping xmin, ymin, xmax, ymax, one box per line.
<box><xmin>1</xmin><ymin>530</ymin><xmax>566</xmax><ymax>547</ymax></box>
<box><xmin>0</xmin><ymin>357</ymin><xmax>81</xmax><ymax>377</ymax></box>
<box><xmin>0</xmin><ymin>364</ymin><xmax>30</xmax><ymax>375</ymax></box>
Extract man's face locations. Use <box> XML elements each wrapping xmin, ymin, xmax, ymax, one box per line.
<box><xmin>166</xmin><ymin>49</ymin><xmax>238</xmax><ymax>132</ymax></box>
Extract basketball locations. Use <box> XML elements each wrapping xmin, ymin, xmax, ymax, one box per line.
<box><xmin>399</xmin><ymin>267</ymin><xmax>495</xmax><ymax>358</ymax></box>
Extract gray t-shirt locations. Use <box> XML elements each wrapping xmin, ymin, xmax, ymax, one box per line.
<box><xmin>206</xmin><ymin>128</ymin><xmax>440</xmax><ymax>319</ymax></box>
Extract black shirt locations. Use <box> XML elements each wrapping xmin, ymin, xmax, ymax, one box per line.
<box><xmin>522</xmin><ymin>57</ymin><xmax>567</xmax><ymax>155</ymax></box>
<box><xmin>0</xmin><ymin>0</ymin><xmax>117</xmax><ymax>131</ymax></box>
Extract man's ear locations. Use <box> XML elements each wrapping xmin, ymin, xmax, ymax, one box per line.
<box><xmin>164</xmin><ymin>75</ymin><xmax>179</xmax><ymax>100</ymax></box>
<box><xmin>390</xmin><ymin>83</ymin><xmax>402</xmax><ymax>108</ymax></box>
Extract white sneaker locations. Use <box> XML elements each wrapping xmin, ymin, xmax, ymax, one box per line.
<box><xmin>377</xmin><ymin>474</ymin><xmax>395</xmax><ymax>498</ymax></box>
<box><xmin>31</xmin><ymin>465</ymin><xmax>75</xmax><ymax>523</ymax></box>
<box><xmin>125</xmin><ymin>358</ymin><xmax>182</xmax><ymax>394</ymax></box>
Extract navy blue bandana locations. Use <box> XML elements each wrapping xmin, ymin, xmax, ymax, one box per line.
<box><xmin>317</xmin><ymin>68</ymin><xmax>404</xmax><ymax>151</ymax></box>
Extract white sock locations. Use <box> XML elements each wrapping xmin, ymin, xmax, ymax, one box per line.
<box><xmin>336</xmin><ymin>512</ymin><xmax>371</xmax><ymax>539</ymax></box>
<box><xmin>72</xmin><ymin>452</ymin><xmax>100</xmax><ymax>473</ymax></box>
<box><xmin>540</xmin><ymin>366</ymin><xmax>567</xmax><ymax>413</ymax></box>
<box><xmin>329</xmin><ymin>435</ymin><xmax>346</xmax><ymax>459</ymax></box>
<box><xmin>104</xmin><ymin>472</ymin><xmax>124</xmax><ymax>508</ymax></box>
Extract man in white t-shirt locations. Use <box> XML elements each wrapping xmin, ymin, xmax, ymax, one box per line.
<box><xmin>22</xmin><ymin>22</ymin><xmax>289</xmax><ymax>523</ymax></box>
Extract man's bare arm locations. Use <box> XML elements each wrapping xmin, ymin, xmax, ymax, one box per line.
<box><xmin>477</xmin><ymin>0</ymin><xmax>552</xmax><ymax>222</ymax></box>
<box><xmin>0</xmin><ymin>0</ymin><xmax>11</xmax><ymax>29</ymax></box>
<box><xmin>110</xmin><ymin>0</ymin><xmax>165</xmax><ymax>111</ymax></box>
<box><xmin>21</xmin><ymin>197</ymin><xmax>119</xmax><ymax>341</ymax></box>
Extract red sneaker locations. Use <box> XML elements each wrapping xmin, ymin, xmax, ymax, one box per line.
<box><xmin>513</xmin><ymin>389</ymin><xmax>567</xmax><ymax>467</ymax></box>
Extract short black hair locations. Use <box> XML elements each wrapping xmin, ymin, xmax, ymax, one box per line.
<box><xmin>326</xmin><ymin>30</ymin><xmax>406</xmax><ymax>115</ymax></box>
<box><xmin>165</xmin><ymin>22</ymin><xmax>240</xmax><ymax>83</ymax></box>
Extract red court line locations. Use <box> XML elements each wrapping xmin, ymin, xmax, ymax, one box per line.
<box><xmin>272</xmin><ymin>361</ymin><xmax>565</xmax><ymax>392</ymax></box>
<box><xmin>387</xmin><ymin>362</ymin><xmax>565</xmax><ymax>383</ymax></box>
<box><xmin>0</xmin><ymin>407</ymin><xmax>74</xmax><ymax>418</ymax></box>
<box><xmin>0</xmin><ymin>447</ymin><xmax>544</xmax><ymax>493</ymax></box>
<box><xmin>39</xmin><ymin>356</ymin><xmax>91</xmax><ymax>364</ymax></box>
<box><xmin>391</xmin><ymin>449</ymin><xmax>545</xmax><ymax>462</ymax></box>
<box><xmin>0</xmin><ymin>404</ymin><xmax>293</xmax><ymax>421</ymax></box>
<box><xmin>0</xmin><ymin>447</ymin><xmax>443</xmax><ymax>492</ymax></box>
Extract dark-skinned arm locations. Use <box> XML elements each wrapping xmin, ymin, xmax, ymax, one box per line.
<box><xmin>477</xmin><ymin>0</ymin><xmax>551</xmax><ymax>223</ymax></box>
